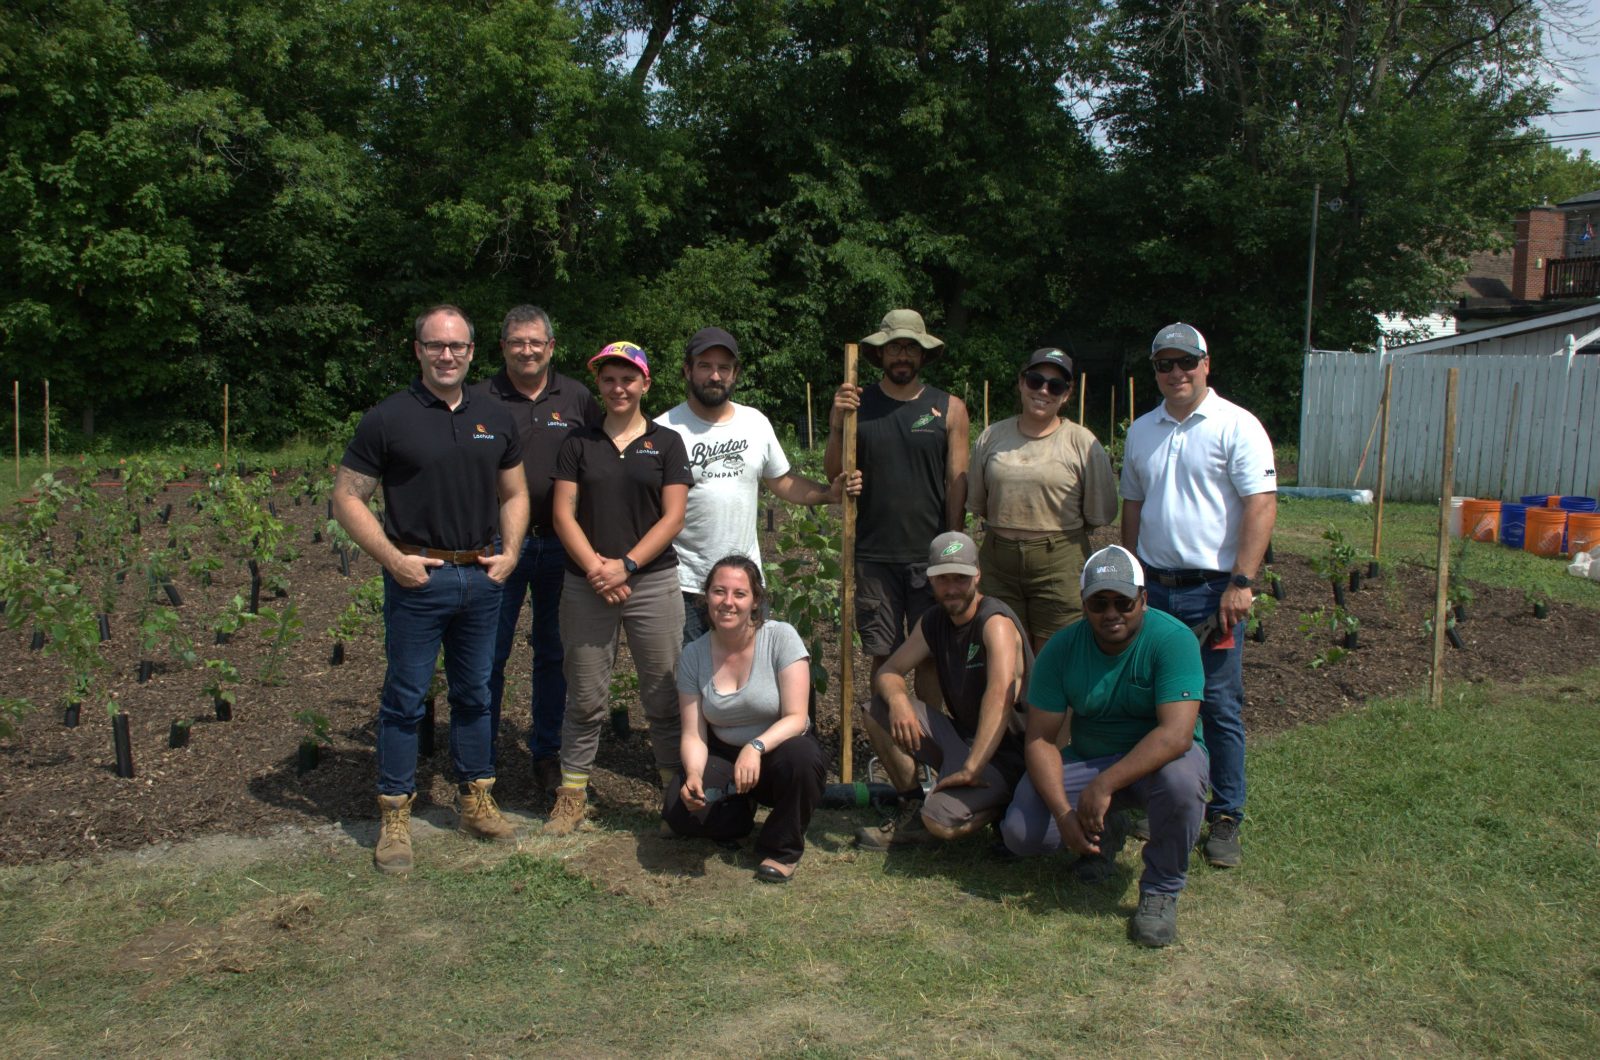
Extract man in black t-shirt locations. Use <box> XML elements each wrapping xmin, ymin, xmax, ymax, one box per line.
<box><xmin>857</xmin><ymin>532</ymin><xmax>1031</xmax><ymax>850</ymax></box>
<box><xmin>480</xmin><ymin>305</ymin><xmax>602</xmax><ymax>794</ymax></box>
<box><xmin>334</xmin><ymin>304</ymin><xmax>530</xmax><ymax>875</ymax></box>
<box><xmin>826</xmin><ymin>309</ymin><xmax>970</xmax><ymax>710</ymax></box>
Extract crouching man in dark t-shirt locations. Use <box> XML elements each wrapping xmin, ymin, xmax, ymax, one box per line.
<box><xmin>1000</xmin><ymin>545</ymin><xmax>1210</xmax><ymax>948</ymax></box>
<box><xmin>856</xmin><ymin>532</ymin><xmax>1031</xmax><ymax>851</ymax></box>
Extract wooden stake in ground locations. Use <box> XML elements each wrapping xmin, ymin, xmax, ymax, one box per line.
<box><xmin>839</xmin><ymin>343</ymin><xmax>860</xmax><ymax>783</ymax></box>
<box><xmin>1429</xmin><ymin>367</ymin><xmax>1459</xmax><ymax>710</ymax></box>
<box><xmin>223</xmin><ymin>383</ymin><xmax>230</xmax><ymax>467</ymax></box>
<box><xmin>12</xmin><ymin>380</ymin><xmax>19</xmax><ymax>488</ymax></box>
<box><xmin>805</xmin><ymin>382</ymin><xmax>814</xmax><ymax>449</ymax></box>
<box><xmin>1108</xmin><ymin>385</ymin><xmax>1116</xmax><ymax>443</ymax></box>
<box><xmin>43</xmin><ymin>379</ymin><xmax>50</xmax><ymax>468</ymax></box>
<box><xmin>1127</xmin><ymin>377</ymin><xmax>1135</xmax><ymax>424</ymax></box>
<box><xmin>1077</xmin><ymin>371</ymin><xmax>1087</xmax><ymax>425</ymax></box>
<box><xmin>1372</xmin><ymin>362</ymin><xmax>1394</xmax><ymax>563</ymax></box>
<box><xmin>983</xmin><ymin>380</ymin><xmax>989</xmax><ymax>430</ymax></box>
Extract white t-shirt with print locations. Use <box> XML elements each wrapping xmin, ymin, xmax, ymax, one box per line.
<box><xmin>656</xmin><ymin>402</ymin><xmax>791</xmax><ymax>593</ymax></box>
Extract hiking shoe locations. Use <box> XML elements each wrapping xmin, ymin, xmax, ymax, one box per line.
<box><xmin>1203</xmin><ymin>814</ymin><xmax>1242</xmax><ymax>868</ymax></box>
<box><xmin>374</xmin><ymin>793</ymin><xmax>415</xmax><ymax>875</ymax></box>
<box><xmin>1129</xmin><ymin>813</ymin><xmax>1150</xmax><ymax>843</ymax></box>
<box><xmin>533</xmin><ymin>757</ymin><xmax>562</xmax><ymax>795</ymax></box>
<box><xmin>1071</xmin><ymin>810</ymin><xmax>1130</xmax><ymax>884</ymax></box>
<box><xmin>855</xmin><ymin>799</ymin><xmax>933</xmax><ymax>850</ymax></box>
<box><xmin>543</xmin><ymin>785</ymin><xmax>588</xmax><ymax>836</ymax></box>
<box><xmin>1129</xmin><ymin>891</ymin><xmax>1179</xmax><ymax>947</ymax></box>
<box><xmin>457</xmin><ymin>778</ymin><xmax>517</xmax><ymax>843</ymax></box>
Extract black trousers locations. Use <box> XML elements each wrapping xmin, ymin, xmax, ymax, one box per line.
<box><xmin>662</xmin><ymin>730</ymin><xmax>826</xmax><ymax>866</ymax></box>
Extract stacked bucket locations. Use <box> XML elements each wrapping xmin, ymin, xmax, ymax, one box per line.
<box><xmin>1450</xmin><ymin>495</ymin><xmax>1600</xmax><ymax>557</ymax></box>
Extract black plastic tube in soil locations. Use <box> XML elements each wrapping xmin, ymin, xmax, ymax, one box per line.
<box><xmin>1446</xmin><ymin>626</ymin><xmax>1466</xmax><ymax>650</ymax></box>
<box><xmin>1343</xmin><ymin>629</ymin><xmax>1359</xmax><ymax>650</ymax></box>
<box><xmin>1331</xmin><ymin>582</ymin><xmax>1346</xmax><ymax>608</ymax></box>
<box><xmin>419</xmin><ymin>699</ymin><xmax>436</xmax><ymax>758</ymax></box>
<box><xmin>611</xmin><ymin>707</ymin><xmax>630</xmax><ymax>741</ymax></box>
<box><xmin>215</xmin><ymin>630</ymin><xmax>229</xmax><ymax>645</ymax></box>
<box><xmin>63</xmin><ymin>701</ymin><xmax>81</xmax><ymax>728</ymax></box>
<box><xmin>312</xmin><ymin>528</ymin><xmax>322</xmax><ymax>544</ymax></box>
<box><xmin>162</xmin><ymin>579</ymin><xmax>182</xmax><ymax>606</ymax></box>
<box><xmin>1252</xmin><ymin>623</ymin><xmax>1267</xmax><ymax>643</ymax></box>
<box><xmin>1367</xmin><ymin>560</ymin><xmax>1381</xmax><ymax>579</ymax></box>
<box><xmin>338</xmin><ymin>547</ymin><xmax>350</xmax><ymax>577</ymax></box>
<box><xmin>158</xmin><ymin>503</ymin><xmax>172</xmax><ymax>525</ymax></box>
<box><xmin>29</xmin><ymin>629</ymin><xmax>45</xmax><ymax>651</ymax></box>
<box><xmin>1534</xmin><ymin>602</ymin><xmax>1549</xmax><ymax>620</ymax></box>
<box><xmin>297</xmin><ymin>740</ymin><xmax>320</xmax><ymax>774</ymax></box>
<box><xmin>97</xmin><ymin>614</ymin><xmax>111</xmax><ymax>642</ymax></box>
<box><xmin>1454</xmin><ymin>604</ymin><xmax>1468</xmax><ymax>623</ymax></box>
<box><xmin>214</xmin><ymin>697</ymin><xmax>233</xmax><ymax>722</ymax></box>
<box><xmin>1271</xmin><ymin>577</ymin><xmax>1285</xmax><ymax>601</ymax></box>
<box><xmin>169</xmin><ymin>719</ymin><xmax>191</xmax><ymax>749</ymax></box>
<box><xmin>131</xmin><ymin>515</ymin><xmax>140</xmax><ymax>536</ymax></box>
<box><xmin>112</xmin><ymin>712</ymin><xmax>135</xmax><ymax>778</ymax></box>
<box><xmin>819</xmin><ymin>782</ymin><xmax>899</xmax><ymax>809</ymax></box>
<box><xmin>137</xmin><ymin>660</ymin><xmax>154</xmax><ymax>684</ymax></box>
<box><xmin>330</xmin><ymin>641</ymin><xmax>345</xmax><ymax>666</ymax></box>
<box><xmin>1349</xmin><ymin>570</ymin><xmax>1362</xmax><ymax>592</ymax></box>
<box><xmin>248</xmin><ymin>560</ymin><xmax>261</xmax><ymax>614</ymax></box>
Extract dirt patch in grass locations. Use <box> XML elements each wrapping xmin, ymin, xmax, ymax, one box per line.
<box><xmin>2</xmin><ymin>470</ymin><xmax>1597</xmax><ymax>867</ymax></box>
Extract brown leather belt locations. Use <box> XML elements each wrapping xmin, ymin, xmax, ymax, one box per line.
<box><xmin>394</xmin><ymin>541</ymin><xmax>495</xmax><ymax>564</ymax></box>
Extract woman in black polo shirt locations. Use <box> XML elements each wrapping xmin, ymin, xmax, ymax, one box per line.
<box><xmin>546</xmin><ymin>342</ymin><xmax>693</xmax><ymax>835</ymax></box>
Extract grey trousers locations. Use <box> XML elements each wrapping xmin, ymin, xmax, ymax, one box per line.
<box><xmin>559</xmin><ymin>566</ymin><xmax>683</xmax><ymax>776</ymax></box>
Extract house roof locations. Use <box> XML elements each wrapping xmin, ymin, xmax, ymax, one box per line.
<box><xmin>1450</xmin><ymin>247</ymin><xmax>1514</xmax><ymax>301</ymax></box>
<box><xmin>1556</xmin><ymin>188</ymin><xmax>1600</xmax><ymax>208</ymax></box>
<box><xmin>1391</xmin><ymin>300</ymin><xmax>1600</xmax><ymax>352</ymax></box>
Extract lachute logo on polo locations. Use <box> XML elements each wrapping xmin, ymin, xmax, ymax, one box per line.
<box><xmin>643</xmin><ymin>440</ymin><xmax>654</xmax><ymax>450</ymax></box>
<box><xmin>472</xmin><ymin>423</ymin><xmax>496</xmax><ymax>441</ymax></box>
<box><xmin>551</xmin><ymin>412</ymin><xmax>562</xmax><ymax>421</ymax></box>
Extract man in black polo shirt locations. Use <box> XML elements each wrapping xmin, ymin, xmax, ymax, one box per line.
<box><xmin>334</xmin><ymin>303</ymin><xmax>530</xmax><ymax>875</ymax></box>
<box><xmin>480</xmin><ymin>304</ymin><xmax>602</xmax><ymax>794</ymax></box>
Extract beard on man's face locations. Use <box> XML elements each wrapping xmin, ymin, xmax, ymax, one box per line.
<box><xmin>690</xmin><ymin>378</ymin><xmax>733</xmax><ymax>407</ymax></box>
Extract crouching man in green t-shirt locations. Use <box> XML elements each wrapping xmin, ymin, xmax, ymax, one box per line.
<box><xmin>1000</xmin><ymin>545</ymin><xmax>1210</xmax><ymax>947</ymax></box>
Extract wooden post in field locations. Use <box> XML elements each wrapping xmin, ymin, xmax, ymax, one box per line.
<box><xmin>12</xmin><ymin>381</ymin><xmax>19</xmax><ymax>487</ymax></box>
<box><xmin>1497</xmin><ymin>381</ymin><xmax>1519</xmax><ymax>501</ymax></box>
<box><xmin>1108</xmin><ymin>386</ymin><xmax>1116</xmax><ymax>443</ymax></box>
<box><xmin>1127</xmin><ymin>377</ymin><xmax>1135</xmax><ymax>423</ymax></box>
<box><xmin>1372</xmin><ymin>363</ymin><xmax>1394</xmax><ymax>565</ymax></box>
<box><xmin>42</xmin><ymin>380</ymin><xmax>50</xmax><ymax>468</ymax></box>
<box><xmin>839</xmin><ymin>343</ymin><xmax>860</xmax><ymax>782</ymax></box>
<box><xmin>1429</xmin><ymin>368</ymin><xmax>1459</xmax><ymax>710</ymax></box>
<box><xmin>222</xmin><ymin>384</ymin><xmax>230</xmax><ymax>467</ymax></box>
<box><xmin>805</xmin><ymin>382</ymin><xmax>814</xmax><ymax>449</ymax></box>
<box><xmin>983</xmin><ymin>380</ymin><xmax>989</xmax><ymax>429</ymax></box>
<box><xmin>1077</xmin><ymin>372</ymin><xmax>1087</xmax><ymax>425</ymax></box>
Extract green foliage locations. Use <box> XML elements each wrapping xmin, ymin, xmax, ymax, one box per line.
<box><xmin>329</xmin><ymin>576</ymin><xmax>383</xmax><ymax>642</ymax></box>
<box><xmin>0</xmin><ymin>697</ymin><xmax>35</xmax><ymax>739</ymax></box>
<box><xmin>1297</xmin><ymin>605</ymin><xmax>1358</xmax><ymax>669</ymax></box>
<box><xmin>202</xmin><ymin>658</ymin><xmax>240</xmax><ymax>707</ymax></box>
<box><xmin>256</xmin><ymin>601</ymin><xmax>303</xmax><ymax>686</ymax></box>
<box><xmin>294</xmin><ymin>708</ymin><xmax>332</xmax><ymax>747</ymax></box>
<box><xmin>764</xmin><ymin>505</ymin><xmax>843</xmax><ymax>692</ymax></box>
<box><xmin>1308</xmin><ymin>526</ymin><xmax>1362</xmax><ymax>583</ymax></box>
<box><xmin>138</xmin><ymin>605</ymin><xmax>198</xmax><ymax>669</ymax></box>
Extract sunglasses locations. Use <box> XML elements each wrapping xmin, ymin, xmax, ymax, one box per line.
<box><xmin>1021</xmin><ymin>371</ymin><xmax>1070</xmax><ymax>396</ymax></box>
<box><xmin>1084</xmin><ymin>593</ymin><xmax>1141</xmax><ymax>614</ymax></box>
<box><xmin>1152</xmin><ymin>355</ymin><xmax>1203</xmax><ymax>374</ymax></box>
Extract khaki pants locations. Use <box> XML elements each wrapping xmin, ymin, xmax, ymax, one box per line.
<box><xmin>559</xmin><ymin>566</ymin><xmax>683</xmax><ymax>775</ymax></box>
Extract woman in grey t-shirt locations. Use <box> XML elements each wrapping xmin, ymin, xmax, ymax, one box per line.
<box><xmin>663</xmin><ymin>556</ymin><xmax>826</xmax><ymax>882</ymax></box>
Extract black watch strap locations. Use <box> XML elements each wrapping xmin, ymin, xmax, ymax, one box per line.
<box><xmin>1230</xmin><ymin>573</ymin><xmax>1253</xmax><ymax>590</ymax></box>
<box><xmin>623</xmin><ymin>556</ymin><xmax>639</xmax><ymax>574</ymax></box>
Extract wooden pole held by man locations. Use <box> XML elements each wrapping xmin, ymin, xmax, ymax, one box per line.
<box><xmin>1077</xmin><ymin>371</ymin><xmax>1087</xmax><ymax>425</ymax></box>
<box><xmin>805</xmin><ymin>382</ymin><xmax>814</xmax><ymax>450</ymax></box>
<box><xmin>839</xmin><ymin>343</ymin><xmax>859</xmax><ymax>782</ymax></box>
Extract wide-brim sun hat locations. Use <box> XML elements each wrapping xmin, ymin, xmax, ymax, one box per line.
<box><xmin>860</xmin><ymin>309</ymin><xmax>944</xmax><ymax>367</ymax></box>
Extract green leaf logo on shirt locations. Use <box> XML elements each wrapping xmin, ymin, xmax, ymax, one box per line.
<box><xmin>912</xmin><ymin>412</ymin><xmax>936</xmax><ymax>429</ymax></box>
<box><xmin>966</xmin><ymin>644</ymin><xmax>979</xmax><ymax>662</ymax></box>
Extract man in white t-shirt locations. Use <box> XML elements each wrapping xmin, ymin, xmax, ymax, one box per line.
<box><xmin>1119</xmin><ymin>322</ymin><xmax>1276</xmax><ymax>870</ymax></box>
<box><xmin>657</xmin><ymin>327</ymin><xmax>860</xmax><ymax>643</ymax></box>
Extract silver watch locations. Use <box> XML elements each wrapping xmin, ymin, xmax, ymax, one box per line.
<box><xmin>749</xmin><ymin>738</ymin><xmax>766</xmax><ymax>755</ymax></box>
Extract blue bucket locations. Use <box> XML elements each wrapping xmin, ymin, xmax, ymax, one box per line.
<box><xmin>1521</xmin><ymin>493</ymin><xmax>1555</xmax><ymax>508</ymax></box>
<box><xmin>1499</xmin><ymin>503</ymin><xmax>1528</xmax><ymax>549</ymax></box>
<box><xmin>1556</xmin><ymin>495</ymin><xmax>1598</xmax><ymax>513</ymax></box>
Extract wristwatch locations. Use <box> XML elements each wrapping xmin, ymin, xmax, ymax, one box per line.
<box><xmin>749</xmin><ymin>738</ymin><xmax>767</xmax><ymax>755</ymax></box>
<box><xmin>622</xmin><ymin>555</ymin><xmax>639</xmax><ymax>574</ymax></box>
<box><xmin>1230</xmin><ymin>573</ymin><xmax>1253</xmax><ymax>590</ymax></box>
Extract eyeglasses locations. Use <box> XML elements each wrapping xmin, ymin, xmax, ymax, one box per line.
<box><xmin>1022</xmin><ymin>371</ymin><xmax>1070</xmax><ymax>396</ymax></box>
<box><xmin>1152</xmin><ymin>355</ymin><xmax>1203</xmax><ymax>374</ymax></box>
<box><xmin>1084</xmin><ymin>593</ymin><xmax>1141</xmax><ymax>614</ymax></box>
<box><xmin>420</xmin><ymin>341</ymin><xmax>471</xmax><ymax>357</ymax></box>
<box><xmin>503</xmin><ymin>339</ymin><xmax>550</xmax><ymax>352</ymax></box>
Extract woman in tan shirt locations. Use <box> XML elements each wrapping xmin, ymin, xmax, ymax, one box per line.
<box><xmin>967</xmin><ymin>348</ymin><xmax>1118</xmax><ymax>651</ymax></box>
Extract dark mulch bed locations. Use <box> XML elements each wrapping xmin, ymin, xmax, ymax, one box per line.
<box><xmin>1</xmin><ymin>475</ymin><xmax>1596</xmax><ymax>866</ymax></box>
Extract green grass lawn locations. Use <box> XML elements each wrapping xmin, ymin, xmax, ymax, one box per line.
<box><xmin>3</xmin><ymin>673</ymin><xmax>1596</xmax><ymax>1056</ymax></box>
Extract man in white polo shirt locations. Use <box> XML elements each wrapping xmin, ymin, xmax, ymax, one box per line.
<box><xmin>1119</xmin><ymin>322</ymin><xmax>1275</xmax><ymax>868</ymax></box>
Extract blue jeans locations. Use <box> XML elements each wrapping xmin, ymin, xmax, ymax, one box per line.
<box><xmin>376</xmin><ymin>564</ymin><xmax>503</xmax><ymax>796</ymax></box>
<box><xmin>488</xmin><ymin>535</ymin><xmax>569</xmax><ymax>763</ymax></box>
<box><xmin>1145</xmin><ymin>576</ymin><xmax>1246</xmax><ymax>820</ymax></box>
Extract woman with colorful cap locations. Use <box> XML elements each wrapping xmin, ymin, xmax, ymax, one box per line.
<box><xmin>546</xmin><ymin>342</ymin><xmax>694</xmax><ymax>835</ymax></box>
<box><xmin>967</xmin><ymin>347</ymin><xmax>1118</xmax><ymax>651</ymax></box>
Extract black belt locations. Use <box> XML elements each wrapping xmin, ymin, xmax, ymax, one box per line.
<box><xmin>394</xmin><ymin>541</ymin><xmax>495</xmax><ymax>564</ymax></box>
<box><xmin>1143</xmin><ymin>566</ymin><xmax>1227</xmax><ymax>587</ymax></box>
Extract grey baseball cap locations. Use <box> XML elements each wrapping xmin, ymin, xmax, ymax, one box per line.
<box><xmin>1080</xmin><ymin>545</ymin><xmax>1145</xmax><ymax>600</ymax></box>
<box><xmin>684</xmin><ymin>326</ymin><xmax>740</xmax><ymax>363</ymax></box>
<box><xmin>1024</xmin><ymin>347</ymin><xmax>1074</xmax><ymax>377</ymax></box>
<box><xmin>927</xmin><ymin>532</ymin><xmax>979</xmax><ymax>577</ymax></box>
<box><xmin>1151</xmin><ymin>322</ymin><xmax>1208</xmax><ymax>361</ymax></box>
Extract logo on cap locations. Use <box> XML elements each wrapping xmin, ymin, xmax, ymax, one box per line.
<box><xmin>942</xmin><ymin>542</ymin><xmax>963</xmax><ymax>557</ymax></box>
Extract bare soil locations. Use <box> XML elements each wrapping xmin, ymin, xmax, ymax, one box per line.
<box><xmin>2</xmin><ymin>472</ymin><xmax>1595</xmax><ymax>866</ymax></box>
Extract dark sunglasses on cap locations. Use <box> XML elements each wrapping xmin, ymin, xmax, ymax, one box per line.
<box><xmin>1021</xmin><ymin>371</ymin><xmax>1070</xmax><ymax>396</ymax></box>
<box><xmin>1152</xmin><ymin>354</ymin><xmax>1203</xmax><ymax>374</ymax></box>
<box><xmin>1084</xmin><ymin>593</ymin><xmax>1141</xmax><ymax>614</ymax></box>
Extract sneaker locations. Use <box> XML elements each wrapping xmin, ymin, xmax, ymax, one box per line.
<box><xmin>457</xmin><ymin>778</ymin><xmax>517</xmax><ymax>843</ymax></box>
<box><xmin>1071</xmin><ymin>810</ymin><xmax>1130</xmax><ymax>884</ymax></box>
<box><xmin>544</xmin><ymin>785</ymin><xmax>588</xmax><ymax>836</ymax></box>
<box><xmin>1203</xmin><ymin>814</ymin><xmax>1242</xmax><ymax>868</ymax></box>
<box><xmin>855</xmin><ymin>799</ymin><xmax>933</xmax><ymax>850</ymax></box>
<box><xmin>533</xmin><ymin>757</ymin><xmax>562</xmax><ymax>795</ymax></box>
<box><xmin>1129</xmin><ymin>891</ymin><xmax>1179</xmax><ymax>947</ymax></box>
<box><xmin>374</xmin><ymin>793</ymin><xmax>415</xmax><ymax>875</ymax></box>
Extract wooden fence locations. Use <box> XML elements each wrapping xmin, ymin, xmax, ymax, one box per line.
<box><xmin>1299</xmin><ymin>342</ymin><xmax>1600</xmax><ymax>502</ymax></box>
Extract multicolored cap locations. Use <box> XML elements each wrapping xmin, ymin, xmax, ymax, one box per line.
<box><xmin>588</xmin><ymin>341</ymin><xmax>651</xmax><ymax>380</ymax></box>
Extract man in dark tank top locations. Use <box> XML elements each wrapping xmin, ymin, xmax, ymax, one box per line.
<box><xmin>825</xmin><ymin>309</ymin><xmax>971</xmax><ymax>710</ymax></box>
<box><xmin>855</xmin><ymin>532</ymin><xmax>1031</xmax><ymax>850</ymax></box>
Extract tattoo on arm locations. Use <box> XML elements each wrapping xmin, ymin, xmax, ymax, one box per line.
<box><xmin>336</xmin><ymin>466</ymin><xmax>378</xmax><ymax>503</ymax></box>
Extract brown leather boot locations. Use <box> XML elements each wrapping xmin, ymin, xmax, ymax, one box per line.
<box><xmin>457</xmin><ymin>778</ymin><xmax>517</xmax><ymax>842</ymax></box>
<box><xmin>543</xmin><ymin>785</ymin><xmax>588</xmax><ymax>836</ymax></box>
<box><xmin>375</xmin><ymin>793</ymin><xmax>415</xmax><ymax>875</ymax></box>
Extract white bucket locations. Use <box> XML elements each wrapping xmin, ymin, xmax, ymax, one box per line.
<box><xmin>1448</xmin><ymin>496</ymin><xmax>1468</xmax><ymax>539</ymax></box>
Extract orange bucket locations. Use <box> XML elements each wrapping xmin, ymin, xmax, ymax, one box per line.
<box><xmin>1523</xmin><ymin>507</ymin><xmax>1567</xmax><ymax>557</ymax></box>
<box><xmin>1547</xmin><ymin>496</ymin><xmax>1563</xmax><ymax>508</ymax></box>
<box><xmin>1460</xmin><ymin>499</ymin><xmax>1500</xmax><ymax>543</ymax></box>
<box><xmin>1568</xmin><ymin>512</ymin><xmax>1600</xmax><ymax>556</ymax></box>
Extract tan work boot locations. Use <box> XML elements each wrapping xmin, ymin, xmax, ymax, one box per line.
<box><xmin>457</xmin><ymin>778</ymin><xmax>517</xmax><ymax>842</ymax></box>
<box><xmin>544</xmin><ymin>785</ymin><xmax>588</xmax><ymax>836</ymax></box>
<box><xmin>375</xmin><ymin>793</ymin><xmax>415</xmax><ymax>875</ymax></box>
